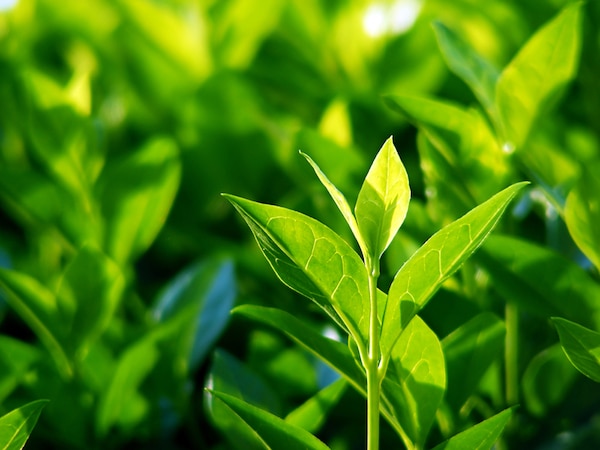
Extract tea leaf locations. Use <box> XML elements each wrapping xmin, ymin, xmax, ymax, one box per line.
<box><xmin>381</xmin><ymin>182</ymin><xmax>527</xmax><ymax>356</ymax></box>
<box><xmin>432</xmin><ymin>22</ymin><xmax>499</xmax><ymax>122</ymax></box>
<box><xmin>442</xmin><ymin>313</ymin><xmax>505</xmax><ymax>411</ymax></box>
<box><xmin>224</xmin><ymin>195</ymin><xmax>369</xmax><ymax>344</ymax></box>
<box><xmin>355</xmin><ymin>136</ymin><xmax>410</xmax><ymax>260</ymax></box>
<box><xmin>381</xmin><ymin>315</ymin><xmax>445</xmax><ymax>448</ymax></box>
<box><xmin>0</xmin><ymin>399</ymin><xmax>49</xmax><ymax>450</ymax></box>
<box><xmin>207</xmin><ymin>390</ymin><xmax>330</xmax><ymax>450</ymax></box>
<box><xmin>431</xmin><ymin>407</ymin><xmax>513</xmax><ymax>450</ymax></box>
<box><xmin>496</xmin><ymin>2</ymin><xmax>582</xmax><ymax>149</ymax></box>
<box><xmin>565</xmin><ymin>161</ymin><xmax>600</xmax><ymax>270</ymax></box>
<box><xmin>552</xmin><ymin>317</ymin><xmax>600</xmax><ymax>383</ymax></box>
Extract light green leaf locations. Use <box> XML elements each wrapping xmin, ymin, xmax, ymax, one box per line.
<box><xmin>224</xmin><ymin>195</ymin><xmax>369</xmax><ymax>344</ymax></box>
<box><xmin>284</xmin><ymin>378</ymin><xmax>347</xmax><ymax>434</ymax></box>
<box><xmin>207</xmin><ymin>390</ymin><xmax>330</xmax><ymax>450</ymax></box>
<box><xmin>432</xmin><ymin>21</ymin><xmax>499</xmax><ymax>122</ymax></box>
<box><xmin>442</xmin><ymin>313</ymin><xmax>505</xmax><ymax>412</ymax></box>
<box><xmin>0</xmin><ymin>399</ymin><xmax>49</xmax><ymax>450</ymax></box>
<box><xmin>431</xmin><ymin>407</ymin><xmax>513</xmax><ymax>450</ymax></box>
<box><xmin>381</xmin><ymin>182</ymin><xmax>527</xmax><ymax>357</ymax></box>
<box><xmin>355</xmin><ymin>136</ymin><xmax>410</xmax><ymax>260</ymax></box>
<box><xmin>100</xmin><ymin>137</ymin><xmax>181</xmax><ymax>265</ymax></box>
<box><xmin>382</xmin><ymin>315</ymin><xmax>446</xmax><ymax>449</ymax></box>
<box><xmin>301</xmin><ymin>152</ymin><xmax>367</xmax><ymax>259</ymax></box>
<box><xmin>495</xmin><ymin>2</ymin><xmax>582</xmax><ymax>149</ymax></box>
<box><xmin>477</xmin><ymin>235</ymin><xmax>600</xmax><ymax>330</ymax></box>
<box><xmin>0</xmin><ymin>269</ymin><xmax>72</xmax><ymax>379</ymax></box>
<box><xmin>552</xmin><ymin>317</ymin><xmax>600</xmax><ymax>383</ymax></box>
<box><xmin>56</xmin><ymin>245</ymin><xmax>124</xmax><ymax>359</ymax></box>
<box><xmin>565</xmin><ymin>160</ymin><xmax>600</xmax><ymax>270</ymax></box>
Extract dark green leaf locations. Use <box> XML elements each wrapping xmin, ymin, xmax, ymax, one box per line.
<box><xmin>552</xmin><ymin>317</ymin><xmax>600</xmax><ymax>383</ymax></box>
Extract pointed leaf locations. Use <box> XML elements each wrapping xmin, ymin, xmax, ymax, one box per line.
<box><xmin>552</xmin><ymin>317</ymin><xmax>600</xmax><ymax>383</ymax></box>
<box><xmin>301</xmin><ymin>152</ymin><xmax>367</xmax><ymax>258</ymax></box>
<box><xmin>432</xmin><ymin>21</ymin><xmax>499</xmax><ymax>123</ymax></box>
<box><xmin>496</xmin><ymin>3</ymin><xmax>582</xmax><ymax>149</ymax></box>
<box><xmin>565</xmin><ymin>160</ymin><xmax>600</xmax><ymax>270</ymax></box>
<box><xmin>355</xmin><ymin>136</ymin><xmax>410</xmax><ymax>260</ymax></box>
<box><xmin>442</xmin><ymin>313</ymin><xmax>505</xmax><ymax>411</ymax></box>
<box><xmin>207</xmin><ymin>391</ymin><xmax>330</xmax><ymax>450</ymax></box>
<box><xmin>285</xmin><ymin>378</ymin><xmax>347</xmax><ymax>434</ymax></box>
<box><xmin>431</xmin><ymin>407</ymin><xmax>513</xmax><ymax>450</ymax></box>
<box><xmin>382</xmin><ymin>315</ymin><xmax>446</xmax><ymax>448</ymax></box>
<box><xmin>381</xmin><ymin>182</ymin><xmax>527</xmax><ymax>356</ymax></box>
<box><xmin>0</xmin><ymin>399</ymin><xmax>49</xmax><ymax>450</ymax></box>
<box><xmin>224</xmin><ymin>195</ymin><xmax>369</xmax><ymax>343</ymax></box>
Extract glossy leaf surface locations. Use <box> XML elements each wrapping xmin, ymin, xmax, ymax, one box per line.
<box><xmin>0</xmin><ymin>399</ymin><xmax>48</xmax><ymax>450</ymax></box>
<box><xmin>381</xmin><ymin>182</ymin><xmax>526</xmax><ymax>356</ymax></box>
<box><xmin>224</xmin><ymin>195</ymin><xmax>369</xmax><ymax>343</ymax></box>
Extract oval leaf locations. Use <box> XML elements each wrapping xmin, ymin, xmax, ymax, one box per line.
<box><xmin>552</xmin><ymin>317</ymin><xmax>600</xmax><ymax>383</ymax></box>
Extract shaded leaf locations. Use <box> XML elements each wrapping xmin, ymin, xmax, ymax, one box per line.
<box><xmin>355</xmin><ymin>136</ymin><xmax>410</xmax><ymax>260</ymax></box>
<box><xmin>552</xmin><ymin>317</ymin><xmax>600</xmax><ymax>383</ymax></box>
<box><xmin>0</xmin><ymin>399</ymin><xmax>49</xmax><ymax>450</ymax></box>
<box><xmin>431</xmin><ymin>407</ymin><xmax>513</xmax><ymax>450</ymax></box>
<box><xmin>207</xmin><ymin>391</ymin><xmax>330</xmax><ymax>450</ymax></box>
<box><xmin>381</xmin><ymin>183</ymin><xmax>527</xmax><ymax>357</ymax></box>
<box><xmin>442</xmin><ymin>313</ymin><xmax>505</xmax><ymax>412</ymax></box>
<box><xmin>224</xmin><ymin>195</ymin><xmax>369</xmax><ymax>344</ymax></box>
<box><xmin>382</xmin><ymin>315</ymin><xmax>446</xmax><ymax>448</ymax></box>
<box><xmin>496</xmin><ymin>2</ymin><xmax>582</xmax><ymax>149</ymax></box>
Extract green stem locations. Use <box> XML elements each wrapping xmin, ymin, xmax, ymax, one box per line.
<box><xmin>366</xmin><ymin>256</ymin><xmax>381</xmax><ymax>450</ymax></box>
<box><xmin>505</xmin><ymin>302</ymin><xmax>519</xmax><ymax>405</ymax></box>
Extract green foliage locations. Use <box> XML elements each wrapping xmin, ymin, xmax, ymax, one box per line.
<box><xmin>1</xmin><ymin>0</ymin><xmax>600</xmax><ymax>449</ymax></box>
<box><xmin>0</xmin><ymin>400</ymin><xmax>48</xmax><ymax>450</ymax></box>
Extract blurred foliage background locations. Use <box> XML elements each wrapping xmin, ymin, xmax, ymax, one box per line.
<box><xmin>0</xmin><ymin>0</ymin><xmax>599</xmax><ymax>449</ymax></box>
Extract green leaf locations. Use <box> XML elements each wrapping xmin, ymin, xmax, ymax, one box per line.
<box><xmin>552</xmin><ymin>317</ymin><xmax>600</xmax><ymax>383</ymax></box>
<box><xmin>0</xmin><ymin>337</ymin><xmax>41</xmax><ymax>403</ymax></box>
<box><xmin>432</xmin><ymin>21</ymin><xmax>499</xmax><ymax>122</ymax></box>
<box><xmin>153</xmin><ymin>257</ymin><xmax>236</xmax><ymax>369</ymax></box>
<box><xmin>0</xmin><ymin>269</ymin><xmax>72</xmax><ymax>379</ymax></box>
<box><xmin>301</xmin><ymin>152</ymin><xmax>367</xmax><ymax>259</ymax></box>
<box><xmin>56</xmin><ymin>245</ymin><xmax>124</xmax><ymax>359</ymax></box>
<box><xmin>522</xmin><ymin>344</ymin><xmax>578</xmax><ymax>416</ymax></box>
<box><xmin>355</xmin><ymin>136</ymin><xmax>410</xmax><ymax>260</ymax></box>
<box><xmin>442</xmin><ymin>313</ymin><xmax>505</xmax><ymax>412</ymax></box>
<box><xmin>381</xmin><ymin>315</ymin><xmax>446</xmax><ymax>448</ymax></box>
<box><xmin>100</xmin><ymin>137</ymin><xmax>181</xmax><ymax>265</ymax></box>
<box><xmin>207</xmin><ymin>390</ymin><xmax>330</xmax><ymax>450</ymax></box>
<box><xmin>0</xmin><ymin>399</ymin><xmax>49</xmax><ymax>450</ymax></box>
<box><xmin>224</xmin><ymin>195</ymin><xmax>369</xmax><ymax>344</ymax></box>
<box><xmin>478</xmin><ymin>235</ymin><xmax>600</xmax><ymax>330</ymax></box>
<box><xmin>565</xmin><ymin>160</ymin><xmax>600</xmax><ymax>270</ymax></box>
<box><xmin>381</xmin><ymin>182</ymin><xmax>527</xmax><ymax>356</ymax></box>
<box><xmin>495</xmin><ymin>2</ymin><xmax>582</xmax><ymax>149</ymax></box>
<box><xmin>284</xmin><ymin>378</ymin><xmax>347</xmax><ymax>434</ymax></box>
<box><xmin>431</xmin><ymin>407</ymin><xmax>513</xmax><ymax>450</ymax></box>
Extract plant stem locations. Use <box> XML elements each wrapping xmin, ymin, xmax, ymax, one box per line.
<box><xmin>366</xmin><ymin>256</ymin><xmax>381</xmax><ymax>450</ymax></box>
<box><xmin>505</xmin><ymin>301</ymin><xmax>519</xmax><ymax>405</ymax></box>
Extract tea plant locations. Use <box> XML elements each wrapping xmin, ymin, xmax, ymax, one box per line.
<box><xmin>219</xmin><ymin>136</ymin><xmax>526</xmax><ymax>449</ymax></box>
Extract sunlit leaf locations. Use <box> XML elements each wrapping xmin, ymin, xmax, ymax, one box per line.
<box><xmin>431</xmin><ymin>407</ymin><xmax>513</xmax><ymax>450</ymax></box>
<box><xmin>207</xmin><ymin>390</ymin><xmax>330</xmax><ymax>450</ymax></box>
<box><xmin>355</xmin><ymin>136</ymin><xmax>410</xmax><ymax>260</ymax></box>
<box><xmin>224</xmin><ymin>195</ymin><xmax>369</xmax><ymax>344</ymax></box>
<box><xmin>0</xmin><ymin>399</ymin><xmax>49</xmax><ymax>450</ymax></box>
<box><xmin>565</xmin><ymin>160</ymin><xmax>600</xmax><ymax>270</ymax></box>
<box><xmin>381</xmin><ymin>182</ymin><xmax>527</xmax><ymax>357</ymax></box>
<box><xmin>495</xmin><ymin>2</ymin><xmax>582</xmax><ymax>149</ymax></box>
<box><xmin>552</xmin><ymin>317</ymin><xmax>600</xmax><ymax>383</ymax></box>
